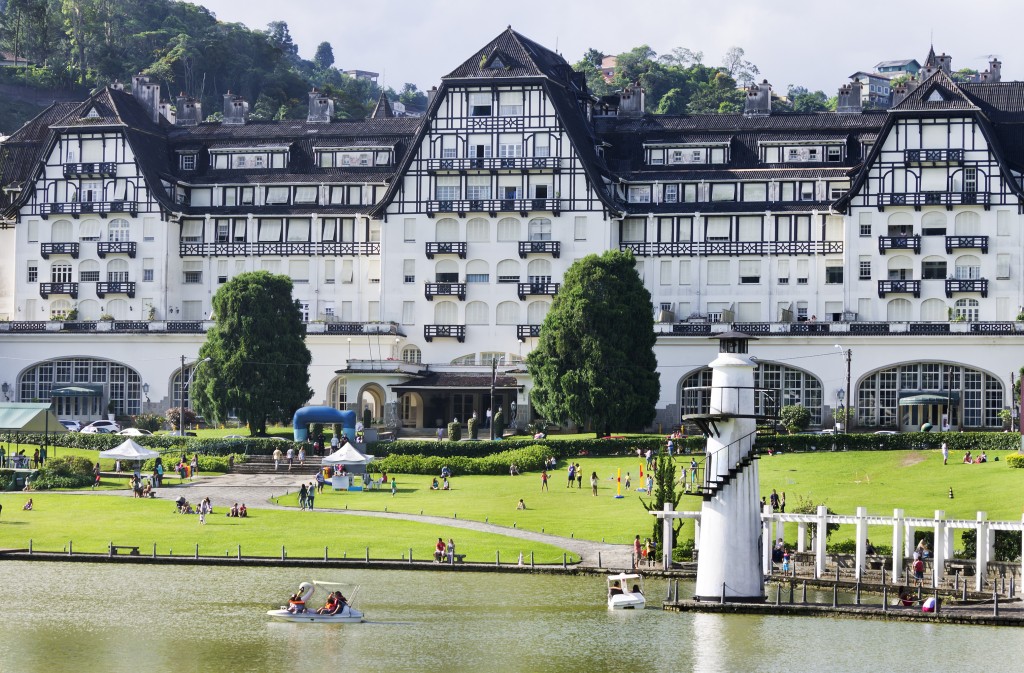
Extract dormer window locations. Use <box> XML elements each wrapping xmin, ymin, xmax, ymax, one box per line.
<box><xmin>827</xmin><ymin>146</ymin><xmax>842</xmax><ymax>162</ymax></box>
<box><xmin>85</xmin><ymin>107</ymin><xmax>100</xmax><ymax>119</ymax></box>
<box><xmin>180</xmin><ymin>155</ymin><xmax>196</xmax><ymax>171</ymax></box>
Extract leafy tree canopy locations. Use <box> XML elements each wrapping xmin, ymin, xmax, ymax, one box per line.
<box><xmin>313</xmin><ymin>41</ymin><xmax>334</xmax><ymax>70</ymax></box>
<box><xmin>526</xmin><ymin>250</ymin><xmax>659</xmax><ymax>435</ymax></box>
<box><xmin>192</xmin><ymin>271</ymin><xmax>313</xmax><ymax>435</ymax></box>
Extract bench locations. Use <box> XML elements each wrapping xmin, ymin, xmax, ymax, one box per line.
<box><xmin>435</xmin><ymin>553</ymin><xmax>466</xmax><ymax>564</ymax></box>
<box><xmin>110</xmin><ymin>545</ymin><xmax>140</xmax><ymax>556</ymax></box>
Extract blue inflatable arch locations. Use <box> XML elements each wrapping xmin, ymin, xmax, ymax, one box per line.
<box><xmin>292</xmin><ymin>406</ymin><xmax>356</xmax><ymax>442</ymax></box>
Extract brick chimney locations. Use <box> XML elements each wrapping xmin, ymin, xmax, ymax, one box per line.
<box><xmin>618</xmin><ymin>83</ymin><xmax>646</xmax><ymax>117</ymax></box>
<box><xmin>836</xmin><ymin>81</ymin><xmax>863</xmax><ymax>113</ymax></box>
<box><xmin>175</xmin><ymin>94</ymin><xmax>203</xmax><ymax>126</ymax></box>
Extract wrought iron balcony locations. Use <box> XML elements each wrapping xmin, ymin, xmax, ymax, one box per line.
<box><xmin>878</xmin><ymin>235</ymin><xmax>921</xmax><ymax>254</ymax></box>
<box><xmin>425</xmin><ymin>241</ymin><xmax>467</xmax><ymax>259</ymax></box>
<box><xmin>112</xmin><ymin>321</ymin><xmax>150</xmax><ymax>332</ymax></box>
<box><xmin>320</xmin><ymin>242</ymin><xmax>380</xmax><ymax>255</ymax></box>
<box><xmin>40</xmin><ymin>201</ymin><xmax>138</xmax><ymax>217</ymax></box>
<box><xmin>517</xmin><ymin>282</ymin><xmax>559</xmax><ymax>300</ymax></box>
<box><xmin>903</xmin><ymin>149</ymin><xmax>964</xmax><ymax>164</ymax></box>
<box><xmin>97</xmin><ymin>241</ymin><xmax>136</xmax><ymax>258</ymax></box>
<box><xmin>670</xmin><ymin>322</ymin><xmax>712</xmax><ymax>335</ymax></box>
<box><xmin>40</xmin><ymin>242</ymin><xmax>79</xmax><ymax>259</ymax></box>
<box><xmin>789</xmin><ymin>322</ymin><xmax>831</xmax><ymax>334</ymax></box>
<box><xmin>426</xmin><ymin>156</ymin><xmax>561</xmax><ymax>171</ymax></box>
<box><xmin>426</xmin><ymin>199</ymin><xmax>561</xmax><ymax>216</ymax></box>
<box><xmin>877</xmin><ymin>279</ymin><xmax>921</xmax><ymax>298</ymax></box>
<box><xmin>909</xmin><ymin>322</ymin><xmax>950</xmax><ymax>334</ymax></box>
<box><xmin>618</xmin><ymin>240</ymin><xmax>843</xmax><ymax>257</ymax></box>
<box><xmin>63</xmin><ymin>162</ymin><xmax>117</xmax><ymax>177</ymax></box>
<box><xmin>945</xmin><ymin>235</ymin><xmax>989</xmax><ymax>254</ymax></box>
<box><xmin>424</xmin><ymin>324</ymin><xmax>466</xmax><ymax>342</ymax></box>
<box><xmin>39</xmin><ymin>282</ymin><xmax>78</xmax><ymax>298</ymax></box>
<box><xmin>945</xmin><ymin>278</ymin><xmax>988</xmax><ymax>297</ymax></box>
<box><xmin>878</xmin><ymin>192</ymin><xmax>989</xmax><ymax>208</ymax></box>
<box><xmin>424</xmin><ymin>282</ymin><xmax>467</xmax><ymax>300</ymax></box>
<box><xmin>517</xmin><ymin>324</ymin><xmax>542</xmax><ymax>339</ymax></box>
<box><xmin>518</xmin><ymin>240</ymin><xmax>560</xmax><ymax>258</ymax></box>
<box><xmin>166</xmin><ymin>321</ymin><xmax>205</xmax><ymax>333</ymax></box>
<box><xmin>95</xmin><ymin>281</ymin><xmax>136</xmax><ymax>298</ymax></box>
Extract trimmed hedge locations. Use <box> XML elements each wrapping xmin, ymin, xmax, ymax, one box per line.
<box><xmin>762</xmin><ymin>431</ymin><xmax>1021</xmax><ymax>453</ymax></box>
<box><xmin>369</xmin><ymin>436</ymin><xmax>682</xmax><ymax>459</ymax></box>
<box><xmin>372</xmin><ymin>445</ymin><xmax>549</xmax><ymax>476</ymax></box>
<box><xmin>30</xmin><ymin>456</ymin><xmax>94</xmax><ymax>490</ymax></box>
<box><xmin>0</xmin><ymin>432</ymin><xmax>292</xmax><ymax>456</ymax></box>
<box><xmin>1006</xmin><ymin>454</ymin><xmax>1024</xmax><ymax>468</ymax></box>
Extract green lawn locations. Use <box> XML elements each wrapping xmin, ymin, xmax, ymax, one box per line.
<box><xmin>0</xmin><ymin>492</ymin><xmax>577</xmax><ymax>563</ymax></box>
<box><xmin>275</xmin><ymin>455</ymin><xmax>664</xmax><ymax>545</ymax></box>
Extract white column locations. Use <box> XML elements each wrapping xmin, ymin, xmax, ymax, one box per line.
<box><xmin>892</xmin><ymin>508</ymin><xmax>905</xmax><ymax>583</ymax></box>
<box><xmin>693</xmin><ymin>517</ymin><xmax>700</xmax><ymax>553</ymax></box>
<box><xmin>776</xmin><ymin>518</ymin><xmax>785</xmax><ymax>546</ymax></box>
<box><xmin>932</xmin><ymin>510</ymin><xmax>946</xmax><ymax>587</ymax></box>
<box><xmin>797</xmin><ymin>522</ymin><xmax>808</xmax><ymax>553</ymax></box>
<box><xmin>905</xmin><ymin>524</ymin><xmax>915</xmax><ymax>561</ymax></box>
<box><xmin>815</xmin><ymin>505</ymin><xmax>828</xmax><ymax>578</ymax></box>
<box><xmin>762</xmin><ymin>507</ymin><xmax>773</xmax><ymax>575</ymax></box>
<box><xmin>975</xmin><ymin>511</ymin><xmax>989</xmax><ymax>593</ymax></box>
<box><xmin>855</xmin><ymin>506</ymin><xmax>867</xmax><ymax>580</ymax></box>
<box><xmin>661</xmin><ymin>503</ymin><xmax>674</xmax><ymax>571</ymax></box>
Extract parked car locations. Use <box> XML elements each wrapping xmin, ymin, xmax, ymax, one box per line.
<box><xmin>118</xmin><ymin>428</ymin><xmax>152</xmax><ymax>436</ymax></box>
<box><xmin>81</xmin><ymin>425</ymin><xmax>115</xmax><ymax>434</ymax></box>
<box><xmin>84</xmin><ymin>419</ymin><xmax>121</xmax><ymax>432</ymax></box>
<box><xmin>59</xmin><ymin>419</ymin><xmax>82</xmax><ymax>432</ymax></box>
<box><xmin>873</xmin><ymin>430</ymin><xmax>899</xmax><ymax>435</ymax></box>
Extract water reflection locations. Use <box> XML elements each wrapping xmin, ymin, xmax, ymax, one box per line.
<box><xmin>0</xmin><ymin>562</ymin><xmax>1020</xmax><ymax>673</ymax></box>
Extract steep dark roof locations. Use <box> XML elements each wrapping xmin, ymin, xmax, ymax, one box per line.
<box><xmin>371</xmin><ymin>91</ymin><xmax>394</xmax><ymax>118</ymax></box>
<box><xmin>890</xmin><ymin>70</ymin><xmax>978</xmax><ymax>112</ymax></box>
<box><xmin>443</xmin><ymin>26</ymin><xmax>568</xmax><ymax>80</ymax></box>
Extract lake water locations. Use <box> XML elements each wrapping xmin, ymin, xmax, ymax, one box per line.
<box><xmin>0</xmin><ymin>561</ymin><xmax>1020</xmax><ymax>672</ymax></box>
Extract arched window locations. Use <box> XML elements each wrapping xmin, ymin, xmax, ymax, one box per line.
<box><xmin>886</xmin><ymin>255</ymin><xmax>913</xmax><ymax>280</ymax></box>
<box><xmin>954</xmin><ymin>255</ymin><xmax>981</xmax><ymax>280</ymax></box>
<box><xmin>920</xmin><ymin>255</ymin><xmax>946</xmax><ymax>280</ymax></box>
<box><xmin>887</xmin><ymin>211</ymin><xmax>913</xmax><ymax>234</ymax></box>
<box><xmin>328</xmin><ymin>376</ymin><xmax>349</xmax><ymax>410</ymax></box>
<box><xmin>108</xmin><ymin>218</ymin><xmax>130</xmax><ymax>242</ymax></box>
<box><xmin>921</xmin><ymin>211</ymin><xmax>946</xmax><ymax>234</ymax></box>
<box><xmin>435</xmin><ymin>217</ymin><xmax>458</xmax><ymax>241</ymax></box>
<box><xmin>466</xmin><ymin>259</ymin><xmax>489</xmax><ymax>283</ymax></box>
<box><xmin>79</xmin><ymin>219</ymin><xmax>101</xmax><ymax>241</ymax></box>
<box><xmin>435</xmin><ymin>259</ymin><xmax>459</xmax><ymax>282</ymax></box>
<box><xmin>77</xmin><ymin>299</ymin><xmax>100</xmax><ymax>321</ymax></box>
<box><xmin>401</xmin><ymin>346</ymin><xmax>422</xmax><ymax>364</ymax></box>
<box><xmin>51</xmin><ymin>219</ymin><xmax>73</xmax><ymax>242</ymax></box>
<box><xmin>78</xmin><ymin>259</ymin><xmax>100</xmax><ymax>282</ymax></box>
<box><xmin>886</xmin><ymin>298</ymin><xmax>912</xmax><ymax>321</ymax></box>
<box><xmin>465</xmin><ymin>301</ymin><xmax>488</xmax><ymax>325</ymax></box>
<box><xmin>680</xmin><ymin>362</ymin><xmax>823</xmax><ymax>425</ymax></box>
<box><xmin>496</xmin><ymin>301</ymin><xmax>520</xmax><ymax>325</ymax></box>
<box><xmin>527</xmin><ymin>258</ymin><xmax>551</xmax><ymax>282</ymax></box>
<box><xmin>954</xmin><ymin>211</ymin><xmax>980</xmax><ymax>235</ymax></box>
<box><xmin>858</xmin><ymin>362</ymin><xmax>1002</xmax><ymax>429</ymax></box>
<box><xmin>527</xmin><ymin>300</ymin><xmax>550</xmax><ymax>324</ymax></box>
<box><xmin>528</xmin><ymin>217</ymin><xmax>552</xmax><ymax>241</ymax></box>
<box><xmin>107</xmin><ymin>258</ymin><xmax>129</xmax><ymax>282</ymax></box>
<box><xmin>434</xmin><ymin>301</ymin><xmax>458</xmax><ymax>323</ymax></box>
<box><xmin>50</xmin><ymin>262</ymin><xmax>72</xmax><ymax>283</ymax></box>
<box><xmin>50</xmin><ymin>299</ymin><xmax>72</xmax><ymax>319</ymax></box>
<box><xmin>497</xmin><ymin>217</ymin><xmax>521</xmax><ymax>241</ymax></box>
<box><xmin>496</xmin><ymin>259</ymin><xmax>520</xmax><ymax>283</ymax></box>
<box><xmin>106</xmin><ymin>299</ymin><xmax>128</xmax><ymax>319</ymax></box>
<box><xmin>920</xmin><ymin>298</ymin><xmax>946</xmax><ymax>321</ymax></box>
<box><xmin>954</xmin><ymin>298</ymin><xmax>979</xmax><ymax>322</ymax></box>
<box><xmin>18</xmin><ymin>357</ymin><xmax>141</xmax><ymax>416</ymax></box>
<box><xmin>466</xmin><ymin>217</ymin><xmax>489</xmax><ymax>242</ymax></box>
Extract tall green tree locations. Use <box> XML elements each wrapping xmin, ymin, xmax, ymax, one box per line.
<box><xmin>526</xmin><ymin>250</ymin><xmax>659</xmax><ymax>435</ymax></box>
<box><xmin>313</xmin><ymin>40</ymin><xmax>334</xmax><ymax>69</ymax></box>
<box><xmin>192</xmin><ymin>271</ymin><xmax>312</xmax><ymax>435</ymax></box>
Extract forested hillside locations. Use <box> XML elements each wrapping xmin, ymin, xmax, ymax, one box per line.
<box><xmin>0</xmin><ymin>0</ymin><xmax>428</xmax><ymax>132</ymax></box>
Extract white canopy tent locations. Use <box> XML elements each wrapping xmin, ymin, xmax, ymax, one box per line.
<box><xmin>98</xmin><ymin>439</ymin><xmax>160</xmax><ymax>461</ymax></box>
<box><xmin>322</xmin><ymin>444</ymin><xmax>375</xmax><ymax>466</ymax></box>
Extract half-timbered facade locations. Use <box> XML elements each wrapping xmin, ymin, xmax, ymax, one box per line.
<box><xmin>1</xmin><ymin>29</ymin><xmax>1023</xmax><ymax>432</ymax></box>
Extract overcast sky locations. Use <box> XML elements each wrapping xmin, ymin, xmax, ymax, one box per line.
<box><xmin>197</xmin><ymin>0</ymin><xmax>1022</xmax><ymax>94</ymax></box>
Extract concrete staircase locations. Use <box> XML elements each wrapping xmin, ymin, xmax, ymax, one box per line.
<box><xmin>231</xmin><ymin>455</ymin><xmax>325</xmax><ymax>475</ymax></box>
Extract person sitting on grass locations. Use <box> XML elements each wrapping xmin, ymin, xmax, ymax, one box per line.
<box><xmin>430</xmin><ymin>477</ymin><xmax>439</xmax><ymax>490</ymax></box>
<box><xmin>963</xmin><ymin>451</ymin><xmax>972</xmax><ymax>464</ymax></box>
<box><xmin>22</xmin><ymin>498</ymin><xmax>33</xmax><ymax>511</ymax></box>
<box><xmin>516</xmin><ymin>498</ymin><xmax>526</xmax><ymax>510</ymax></box>
<box><xmin>239</xmin><ymin>503</ymin><xmax>248</xmax><ymax>517</ymax></box>
<box><xmin>442</xmin><ymin>477</ymin><xmax>450</xmax><ymax>490</ymax></box>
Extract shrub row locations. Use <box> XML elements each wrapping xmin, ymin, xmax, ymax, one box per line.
<box><xmin>369</xmin><ymin>436</ymin><xmax>677</xmax><ymax>459</ymax></box>
<box><xmin>1006</xmin><ymin>454</ymin><xmax>1024</xmax><ymax>469</ymax></box>
<box><xmin>0</xmin><ymin>432</ymin><xmax>292</xmax><ymax>456</ymax></box>
<box><xmin>763</xmin><ymin>431</ymin><xmax>1021</xmax><ymax>453</ymax></box>
<box><xmin>30</xmin><ymin>456</ymin><xmax>94</xmax><ymax>490</ymax></box>
<box><xmin>371</xmin><ymin>445</ymin><xmax>549</xmax><ymax>476</ymax></box>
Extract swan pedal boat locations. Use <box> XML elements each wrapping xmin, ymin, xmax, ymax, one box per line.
<box><xmin>607</xmin><ymin>572</ymin><xmax>646</xmax><ymax>610</ymax></box>
<box><xmin>268</xmin><ymin>581</ymin><xmax>365</xmax><ymax>623</ymax></box>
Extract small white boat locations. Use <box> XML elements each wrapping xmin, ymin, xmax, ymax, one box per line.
<box><xmin>268</xmin><ymin>581</ymin><xmax>364</xmax><ymax>623</ymax></box>
<box><xmin>607</xmin><ymin>572</ymin><xmax>646</xmax><ymax>610</ymax></box>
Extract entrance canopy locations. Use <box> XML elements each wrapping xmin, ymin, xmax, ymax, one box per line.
<box><xmin>0</xmin><ymin>403</ymin><xmax>68</xmax><ymax>433</ymax></box>
<box><xmin>898</xmin><ymin>392</ymin><xmax>960</xmax><ymax>406</ymax></box>
<box><xmin>390</xmin><ymin>372</ymin><xmax>523</xmax><ymax>392</ymax></box>
<box><xmin>49</xmin><ymin>384</ymin><xmax>103</xmax><ymax>397</ymax></box>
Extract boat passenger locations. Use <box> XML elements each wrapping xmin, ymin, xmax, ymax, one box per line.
<box><xmin>632</xmin><ymin>584</ymin><xmax>643</xmax><ymax>595</ymax></box>
<box><xmin>287</xmin><ymin>592</ymin><xmax>306</xmax><ymax>614</ymax></box>
<box><xmin>317</xmin><ymin>593</ymin><xmax>338</xmax><ymax>615</ymax></box>
<box><xmin>609</xmin><ymin>581</ymin><xmax>623</xmax><ymax>596</ymax></box>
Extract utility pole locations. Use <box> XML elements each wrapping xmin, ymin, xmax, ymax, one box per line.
<box><xmin>179</xmin><ymin>354</ymin><xmax>186</xmax><ymax>436</ymax></box>
<box><xmin>844</xmin><ymin>348</ymin><xmax>852</xmax><ymax>434</ymax></box>
<box><xmin>489</xmin><ymin>357</ymin><xmax>497</xmax><ymax>441</ymax></box>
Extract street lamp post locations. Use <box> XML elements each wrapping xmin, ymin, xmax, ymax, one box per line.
<box><xmin>835</xmin><ymin>345</ymin><xmax>852</xmax><ymax>433</ymax></box>
<box><xmin>489</xmin><ymin>357</ymin><xmax>498</xmax><ymax>442</ymax></box>
<box><xmin>179</xmin><ymin>355</ymin><xmax>211</xmax><ymax>436</ymax></box>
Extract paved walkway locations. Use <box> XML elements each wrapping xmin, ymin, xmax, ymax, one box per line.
<box><xmin>73</xmin><ymin>473</ymin><xmax>636</xmax><ymax>569</ymax></box>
